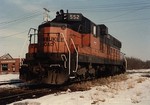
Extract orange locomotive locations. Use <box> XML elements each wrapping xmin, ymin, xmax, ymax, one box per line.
<box><xmin>20</xmin><ymin>10</ymin><xmax>126</xmax><ymax>84</ymax></box>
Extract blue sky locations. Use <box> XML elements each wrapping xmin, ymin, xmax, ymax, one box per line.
<box><xmin>0</xmin><ymin>0</ymin><xmax>150</xmax><ymax>60</ymax></box>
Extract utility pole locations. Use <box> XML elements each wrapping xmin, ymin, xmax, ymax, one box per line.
<box><xmin>43</xmin><ymin>8</ymin><xmax>50</xmax><ymax>22</ymax></box>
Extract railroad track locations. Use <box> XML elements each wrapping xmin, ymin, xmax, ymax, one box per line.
<box><xmin>0</xmin><ymin>80</ymin><xmax>23</xmax><ymax>86</ymax></box>
<box><xmin>0</xmin><ymin>88</ymin><xmax>53</xmax><ymax>105</ymax></box>
<box><xmin>0</xmin><ymin>73</ymin><xmax>128</xmax><ymax>105</ymax></box>
<box><xmin>0</xmin><ymin>83</ymin><xmax>68</xmax><ymax>105</ymax></box>
<box><xmin>126</xmin><ymin>70</ymin><xmax>150</xmax><ymax>74</ymax></box>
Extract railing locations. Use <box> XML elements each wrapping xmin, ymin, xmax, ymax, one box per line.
<box><xmin>120</xmin><ymin>52</ymin><xmax>127</xmax><ymax>69</ymax></box>
<box><xmin>60</xmin><ymin>33</ymin><xmax>71</xmax><ymax>75</ymax></box>
<box><xmin>70</xmin><ymin>38</ymin><xmax>78</xmax><ymax>73</ymax></box>
<box><xmin>60</xmin><ymin>33</ymin><xmax>79</xmax><ymax>76</ymax></box>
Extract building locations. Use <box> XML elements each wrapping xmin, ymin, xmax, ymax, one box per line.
<box><xmin>0</xmin><ymin>53</ymin><xmax>21</xmax><ymax>74</ymax></box>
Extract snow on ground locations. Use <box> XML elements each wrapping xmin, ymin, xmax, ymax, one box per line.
<box><xmin>0</xmin><ymin>73</ymin><xmax>20</xmax><ymax>88</ymax></box>
<box><xmin>1</xmin><ymin>69</ymin><xmax>150</xmax><ymax>105</ymax></box>
<box><xmin>0</xmin><ymin>73</ymin><xmax>19</xmax><ymax>82</ymax></box>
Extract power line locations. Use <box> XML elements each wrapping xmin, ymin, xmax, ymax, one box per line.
<box><xmin>0</xmin><ymin>10</ymin><xmax>43</xmax><ymax>40</ymax></box>
<box><xmin>0</xmin><ymin>12</ymin><xmax>42</xmax><ymax>27</ymax></box>
<box><xmin>0</xmin><ymin>30</ymin><xmax>28</xmax><ymax>39</ymax></box>
<box><xmin>100</xmin><ymin>17</ymin><xmax>150</xmax><ymax>23</ymax></box>
<box><xmin>0</xmin><ymin>11</ymin><xmax>39</xmax><ymax>24</ymax></box>
<box><xmin>99</xmin><ymin>4</ymin><xmax>150</xmax><ymax>21</ymax></box>
<box><xmin>65</xmin><ymin>1</ymin><xmax>150</xmax><ymax>12</ymax></box>
<box><xmin>0</xmin><ymin>13</ymin><xmax>42</xmax><ymax>31</ymax></box>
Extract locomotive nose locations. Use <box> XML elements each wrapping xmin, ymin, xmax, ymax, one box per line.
<box><xmin>33</xmin><ymin>66</ymin><xmax>45</xmax><ymax>74</ymax></box>
<box><xmin>42</xmin><ymin>65</ymin><xmax>69</xmax><ymax>84</ymax></box>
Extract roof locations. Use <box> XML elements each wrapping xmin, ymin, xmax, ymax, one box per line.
<box><xmin>0</xmin><ymin>53</ymin><xmax>13</xmax><ymax>59</ymax></box>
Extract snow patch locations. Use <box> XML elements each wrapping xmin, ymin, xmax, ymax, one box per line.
<box><xmin>1</xmin><ymin>69</ymin><xmax>149</xmax><ymax>105</ymax></box>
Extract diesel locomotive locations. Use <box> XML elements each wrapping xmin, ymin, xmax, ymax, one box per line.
<box><xmin>19</xmin><ymin>10</ymin><xmax>126</xmax><ymax>84</ymax></box>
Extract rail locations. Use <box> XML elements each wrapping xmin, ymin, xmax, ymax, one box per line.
<box><xmin>0</xmin><ymin>80</ymin><xmax>22</xmax><ymax>86</ymax></box>
<box><xmin>0</xmin><ymin>89</ymin><xmax>50</xmax><ymax>105</ymax></box>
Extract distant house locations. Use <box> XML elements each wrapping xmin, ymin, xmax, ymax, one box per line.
<box><xmin>0</xmin><ymin>53</ymin><xmax>21</xmax><ymax>74</ymax></box>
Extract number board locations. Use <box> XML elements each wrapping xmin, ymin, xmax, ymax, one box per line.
<box><xmin>67</xmin><ymin>13</ymin><xmax>82</xmax><ymax>21</ymax></box>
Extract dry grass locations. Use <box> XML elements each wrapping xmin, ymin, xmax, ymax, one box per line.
<box><xmin>80</xmin><ymin>95</ymin><xmax>84</xmax><ymax>98</ymax></box>
<box><xmin>91</xmin><ymin>92</ymin><xmax>106</xmax><ymax>104</ymax></box>
<box><xmin>91</xmin><ymin>98</ymin><xmax>106</xmax><ymax>104</ymax></box>
<box><xmin>126</xmin><ymin>77</ymin><xmax>145</xmax><ymax>89</ymax></box>
<box><xmin>68</xmin><ymin>82</ymin><xmax>92</xmax><ymax>91</ymax></box>
<box><xmin>127</xmin><ymin>81</ymin><xmax>135</xmax><ymax>89</ymax></box>
<box><xmin>136</xmin><ymin>78</ymin><xmax>145</xmax><ymax>83</ymax></box>
<box><xmin>13</xmin><ymin>102</ymin><xmax>41</xmax><ymax>105</ymax></box>
<box><xmin>136</xmin><ymin>91</ymin><xmax>142</xmax><ymax>96</ymax></box>
<box><xmin>68</xmin><ymin>74</ymin><xmax>128</xmax><ymax>91</ymax></box>
<box><xmin>91</xmin><ymin>100</ymin><xmax>98</xmax><ymax>104</ymax></box>
<box><xmin>131</xmin><ymin>97</ymin><xmax>141</xmax><ymax>103</ymax></box>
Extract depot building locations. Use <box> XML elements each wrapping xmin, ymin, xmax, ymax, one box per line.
<box><xmin>0</xmin><ymin>53</ymin><xmax>21</xmax><ymax>74</ymax></box>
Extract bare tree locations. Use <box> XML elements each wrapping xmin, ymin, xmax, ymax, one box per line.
<box><xmin>126</xmin><ymin>57</ymin><xmax>149</xmax><ymax>70</ymax></box>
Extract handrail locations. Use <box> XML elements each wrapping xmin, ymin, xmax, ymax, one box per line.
<box><xmin>70</xmin><ymin>38</ymin><xmax>78</xmax><ymax>72</ymax></box>
<box><xmin>61</xmin><ymin>54</ymin><xmax>67</xmax><ymax>68</ymax></box>
<box><xmin>120</xmin><ymin>52</ymin><xmax>127</xmax><ymax>69</ymax></box>
<box><xmin>60</xmin><ymin>33</ymin><xmax>71</xmax><ymax>75</ymax></box>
